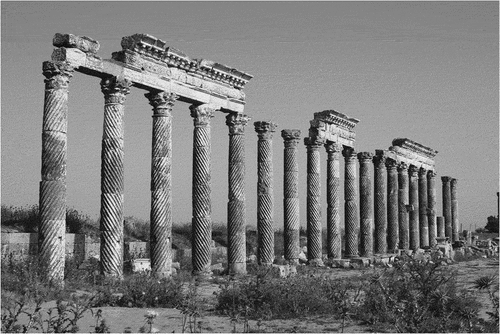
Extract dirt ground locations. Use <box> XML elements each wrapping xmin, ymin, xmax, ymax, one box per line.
<box><xmin>17</xmin><ymin>257</ymin><xmax>500</xmax><ymax>333</ymax></box>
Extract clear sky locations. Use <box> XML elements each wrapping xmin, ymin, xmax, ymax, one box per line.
<box><xmin>1</xmin><ymin>1</ymin><xmax>498</xmax><ymax>233</ymax></box>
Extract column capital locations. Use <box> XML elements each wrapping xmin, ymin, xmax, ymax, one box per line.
<box><xmin>450</xmin><ymin>178</ymin><xmax>458</xmax><ymax>186</ymax></box>
<box><xmin>101</xmin><ymin>76</ymin><xmax>131</xmax><ymax>104</ymax></box>
<box><xmin>342</xmin><ymin>146</ymin><xmax>357</xmax><ymax>160</ymax></box>
<box><xmin>324</xmin><ymin>141</ymin><xmax>342</xmax><ymax>154</ymax></box>
<box><xmin>254</xmin><ymin>121</ymin><xmax>277</xmax><ymax>139</ymax></box>
<box><xmin>441</xmin><ymin>176</ymin><xmax>452</xmax><ymax>183</ymax></box>
<box><xmin>281</xmin><ymin>129</ymin><xmax>301</xmax><ymax>141</ymax></box>
<box><xmin>304</xmin><ymin>136</ymin><xmax>325</xmax><ymax>148</ymax></box>
<box><xmin>145</xmin><ymin>91</ymin><xmax>177</xmax><ymax>116</ymax></box>
<box><xmin>226</xmin><ymin>113</ymin><xmax>250</xmax><ymax>135</ymax></box>
<box><xmin>357</xmin><ymin>151</ymin><xmax>374</xmax><ymax>163</ymax></box>
<box><xmin>408</xmin><ymin>165</ymin><xmax>419</xmax><ymax>176</ymax></box>
<box><xmin>42</xmin><ymin>61</ymin><xmax>74</xmax><ymax>89</ymax></box>
<box><xmin>427</xmin><ymin>170</ymin><xmax>437</xmax><ymax>178</ymax></box>
<box><xmin>397</xmin><ymin>162</ymin><xmax>409</xmax><ymax>172</ymax></box>
<box><xmin>190</xmin><ymin>104</ymin><xmax>216</xmax><ymax>126</ymax></box>
<box><xmin>385</xmin><ymin>158</ymin><xmax>398</xmax><ymax>169</ymax></box>
<box><xmin>418</xmin><ymin>167</ymin><xmax>427</xmax><ymax>177</ymax></box>
<box><xmin>373</xmin><ymin>153</ymin><xmax>387</xmax><ymax>167</ymax></box>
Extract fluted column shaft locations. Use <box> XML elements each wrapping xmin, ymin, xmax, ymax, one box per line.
<box><xmin>39</xmin><ymin>61</ymin><xmax>73</xmax><ymax>283</ymax></box>
<box><xmin>442</xmin><ymin>176</ymin><xmax>452</xmax><ymax>240</ymax></box>
<box><xmin>358</xmin><ymin>152</ymin><xmax>374</xmax><ymax>257</ymax></box>
<box><xmin>418</xmin><ymin>168</ymin><xmax>429</xmax><ymax>248</ymax></box>
<box><xmin>325</xmin><ymin>142</ymin><xmax>342</xmax><ymax>259</ymax></box>
<box><xmin>427</xmin><ymin>171</ymin><xmax>437</xmax><ymax>247</ymax></box>
<box><xmin>386</xmin><ymin>159</ymin><xmax>399</xmax><ymax>252</ymax></box>
<box><xmin>100</xmin><ymin>76</ymin><xmax>131</xmax><ymax>278</ymax></box>
<box><xmin>255</xmin><ymin>121</ymin><xmax>277</xmax><ymax>265</ymax></box>
<box><xmin>373</xmin><ymin>153</ymin><xmax>387</xmax><ymax>254</ymax></box>
<box><xmin>451</xmin><ymin>178</ymin><xmax>459</xmax><ymax>242</ymax></box>
<box><xmin>190</xmin><ymin>104</ymin><xmax>215</xmax><ymax>275</ymax></box>
<box><xmin>282</xmin><ymin>129</ymin><xmax>301</xmax><ymax>264</ymax></box>
<box><xmin>305</xmin><ymin>137</ymin><xmax>324</xmax><ymax>265</ymax></box>
<box><xmin>227</xmin><ymin>113</ymin><xmax>250</xmax><ymax>274</ymax></box>
<box><xmin>409</xmin><ymin>165</ymin><xmax>420</xmax><ymax>251</ymax></box>
<box><xmin>343</xmin><ymin>147</ymin><xmax>358</xmax><ymax>258</ymax></box>
<box><xmin>398</xmin><ymin>163</ymin><xmax>409</xmax><ymax>250</ymax></box>
<box><xmin>146</xmin><ymin>91</ymin><xmax>176</xmax><ymax>277</ymax></box>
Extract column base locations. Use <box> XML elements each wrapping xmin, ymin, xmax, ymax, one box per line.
<box><xmin>307</xmin><ymin>258</ymin><xmax>324</xmax><ymax>267</ymax></box>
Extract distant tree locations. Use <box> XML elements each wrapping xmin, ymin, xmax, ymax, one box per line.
<box><xmin>485</xmin><ymin>216</ymin><xmax>499</xmax><ymax>233</ymax></box>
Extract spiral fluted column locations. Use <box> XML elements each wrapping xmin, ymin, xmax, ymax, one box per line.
<box><xmin>386</xmin><ymin>158</ymin><xmax>399</xmax><ymax>252</ymax></box>
<box><xmin>398</xmin><ymin>163</ymin><xmax>409</xmax><ymax>250</ymax></box>
<box><xmin>427</xmin><ymin>170</ymin><xmax>437</xmax><ymax>247</ymax></box>
<box><xmin>409</xmin><ymin>165</ymin><xmax>420</xmax><ymax>251</ymax></box>
<box><xmin>282</xmin><ymin>129</ymin><xmax>301</xmax><ymax>264</ymax></box>
<box><xmin>305</xmin><ymin>137</ymin><xmax>325</xmax><ymax>265</ymax></box>
<box><xmin>146</xmin><ymin>91</ymin><xmax>176</xmax><ymax>277</ymax></box>
<box><xmin>325</xmin><ymin>142</ymin><xmax>342</xmax><ymax>260</ymax></box>
<box><xmin>227</xmin><ymin>113</ymin><xmax>250</xmax><ymax>274</ymax></box>
<box><xmin>418</xmin><ymin>168</ymin><xmax>429</xmax><ymax>248</ymax></box>
<box><xmin>373</xmin><ymin>152</ymin><xmax>387</xmax><ymax>254</ymax></box>
<box><xmin>39</xmin><ymin>61</ymin><xmax>74</xmax><ymax>283</ymax></box>
<box><xmin>190</xmin><ymin>104</ymin><xmax>216</xmax><ymax>275</ymax></box>
<box><xmin>450</xmin><ymin>178</ymin><xmax>459</xmax><ymax>242</ymax></box>
<box><xmin>100</xmin><ymin>76</ymin><xmax>131</xmax><ymax>278</ymax></box>
<box><xmin>343</xmin><ymin>147</ymin><xmax>359</xmax><ymax>258</ymax></box>
<box><xmin>255</xmin><ymin>121</ymin><xmax>277</xmax><ymax>265</ymax></box>
<box><xmin>441</xmin><ymin>176</ymin><xmax>452</xmax><ymax>240</ymax></box>
<box><xmin>358</xmin><ymin>152</ymin><xmax>373</xmax><ymax>257</ymax></box>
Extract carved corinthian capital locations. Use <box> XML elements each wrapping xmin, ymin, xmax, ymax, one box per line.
<box><xmin>226</xmin><ymin>113</ymin><xmax>250</xmax><ymax>135</ymax></box>
<box><xmin>357</xmin><ymin>151</ymin><xmax>374</xmax><ymax>163</ymax></box>
<box><xmin>145</xmin><ymin>91</ymin><xmax>177</xmax><ymax>115</ymax></box>
<box><xmin>190</xmin><ymin>104</ymin><xmax>216</xmax><ymax>126</ymax></box>
<box><xmin>254</xmin><ymin>121</ymin><xmax>278</xmax><ymax>140</ymax></box>
<box><xmin>408</xmin><ymin>165</ymin><xmax>419</xmax><ymax>177</ymax></box>
<box><xmin>42</xmin><ymin>61</ymin><xmax>74</xmax><ymax>90</ymax></box>
<box><xmin>101</xmin><ymin>76</ymin><xmax>132</xmax><ymax>104</ymax></box>
<box><xmin>324</xmin><ymin>141</ymin><xmax>342</xmax><ymax>154</ymax></box>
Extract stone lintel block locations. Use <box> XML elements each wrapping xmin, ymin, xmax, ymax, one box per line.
<box><xmin>386</xmin><ymin>147</ymin><xmax>435</xmax><ymax>171</ymax></box>
<box><xmin>53</xmin><ymin>33</ymin><xmax>100</xmax><ymax>54</ymax></box>
<box><xmin>51</xmin><ymin>47</ymin><xmax>88</xmax><ymax>67</ymax></box>
<box><xmin>392</xmin><ymin>138</ymin><xmax>438</xmax><ymax>158</ymax></box>
<box><xmin>271</xmin><ymin>264</ymin><xmax>297</xmax><ymax>278</ymax></box>
<box><xmin>309</xmin><ymin>119</ymin><xmax>356</xmax><ymax>146</ymax></box>
<box><xmin>330</xmin><ymin>259</ymin><xmax>350</xmax><ymax>268</ymax></box>
<box><xmin>313</xmin><ymin>110</ymin><xmax>360</xmax><ymax>130</ymax></box>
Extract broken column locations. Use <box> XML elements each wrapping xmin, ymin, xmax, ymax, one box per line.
<box><xmin>190</xmin><ymin>104</ymin><xmax>216</xmax><ymax>275</ymax></box>
<box><xmin>441</xmin><ymin>176</ymin><xmax>452</xmax><ymax>240</ymax></box>
<box><xmin>226</xmin><ymin>113</ymin><xmax>250</xmax><ymax>274</ymax></box>
<box><xmin>343</xmin><ymin>147</ymin><xmax>359</xmax><ymax>258</ymax></box>
<box><xmin>39</xmin><ymin>61</ymin><xmax>74</xmax><ymax>283</ymax></box>
<box><xmin>325</xmin><ymin>142</ymin><xmax>342</xmax><ymax>260</ymax></box>
<box><xmin>451</xmin><ymin>178</ymin><xmax>459</xmax><ymax>242</ymax></box>
<box><xmin>146</xmin><ymin>91</ymin><xmax>176</xmax><ymax>277</ymax></box>
<box><xmin>427</xmin><ymin>170</ymin><xmax>437</xmax><ymax>247</ymax></box>
<box><xmin>386</xmin><ymin>158</ymin><xmax>399</xmax><ymax>252</ymax></box>
<box><xmin>305</xmin><ymin>137</ymin><xmax>325</xmax><ymax>265</ymax></box>
<box><xmin>358</xmin><ymin>152</ymin><xmax>374</xmax><ymax>257</ymax></box>
<box><xmin>398</xmin><ymin>163</ymin><xmax>409</xmax><ymax>250</ymax></box>
<box><xmin>255</xmin><ymin>121</ymin><xmax>277</xmax><ymax>265</ymax></box>
<box><xmin>100</xmin><ymin>76</ymin><xmax>131</xmax><ymax>278</ymax></box>
<box><xmin>282</xmin><ymin>129</ymin><xmax>301</xmax><ymax>264</ymax></box>
<box><xmin>373</xmin><ymin>151</ymin><xmax>387</xmax><ymax>254</ymax></box>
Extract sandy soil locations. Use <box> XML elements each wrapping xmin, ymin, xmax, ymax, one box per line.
<box><xmin>13</xmin><ymin>257</ymin><xmax>499</xmax><ymax>333</ymax></box>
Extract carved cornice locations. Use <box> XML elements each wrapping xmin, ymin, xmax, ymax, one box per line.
<box><xmin>53</xmin><ymin>33</ymin><xmax>100</xmax><ymax>54</ymax></box>
<box><xmin>100</xmin><ymin>76</ymin><xmax>131</xmax><ymax>104</ymax></box>
<box><xmin>190</xmin><ymin>104</ymin><xmax>216</xmax><ymax>126</ymax></box>
<box><xmin>441</xmin><ymin>176</ymin><xmax>452</xmax><ymax>183</ymax></box>
<box><xmin>116</xmin><ymin>33</ymin><xmax>253</xmax><ymax>90</ymax></box>
<box><xmin>145</xmin><ymin>91</ymin><xmax>177</xmax><ymax>116</ymax></box>
<box><xmin>42</xmin><ymin>61</ymin><xmax>74</xmax><ymax>90</ymax></box>
<box><xmin>281</xmin><ymin>129</ymin><xmax>301</xmax><ymax>141</ymax></box>
<box><xmin>254</xmin><ymin>121</ymin><xmax>277</xmax><ymax>140</ymax></box>
<box><xmin>314</xmin><ymin>110</ymin><xmax>359</xmax><ymax>130</ymax></box>
<box><xmin>391</xmin><ymin>138</ymin><xmax>438</xmax><ymax>159</ymax></box>
<box><xmin>226</xmin><ymin>113</ymin><xmax>250</xmax><ymax>135</ymax></box>
<box><xmin>357</xmin><ymin>151</ymin><xmax>373</xmax><ymax>163</ymax></box>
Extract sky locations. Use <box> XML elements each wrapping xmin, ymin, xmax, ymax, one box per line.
<box><xmin>1</xmin><ymin>1</ymin><xmax>498</xmax><ymax>233</ymax></box>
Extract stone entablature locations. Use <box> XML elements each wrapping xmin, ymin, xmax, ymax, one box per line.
<box><xmin>50</xmin><ymin>33</ymin><xmax>252</xmax><ymax>113</ymax></box>
<box><xmin>308</xmin><ymin>110</ymin><xmax>359</xmax><ymax>147</ymax></box>
<box><xmin>377</xmin><ymin>138</ymin><xmax>438</xmax><ymax>171</ymax></box>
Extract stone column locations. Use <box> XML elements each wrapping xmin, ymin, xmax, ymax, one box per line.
<box><xmin>282</xmin><ymin>129</ymin><xmax>301</xmax><ymax>264</ymax></box>
<box><xmin>190</xmin><ymin>104</ymin><xmax>216</xmax><ymax>275</ymax></box>
<box><xmin>343</xmin><ymin>147</ymin><xmax>359</xmax><ymax>258</ymax></box>
<box><xmin>373</xmin><ymin>152</ymin><xmax>387</xmax><ymax>254</ymax></box>
<box><xmin>100</xmin><ymin>76</ymin><xmax>131</xmax><ymax>278</ymax></box>
<box><xmin>146</xmin><ymin>91</ymin><xmax>176</xmax><ymax>277</ymax></box>
<box><xmin>325</xmin><ymin>142</ymin><xmax>342</xmax><ymax>259</ymax></box>
<box><xmin>358</xmin><ymin>152</ymin><xmax>374</xmax><ymax>257</ymax></box>
<box><xmin>408</xmin><ymin>165</ymin><xmax>420</xmax><ymax>251</ymax></box>
<box><xmin>305</xmin><ymin>137</ymin><xmax>325</xmax><ymax>265</ymax></box>
<box><xmin>437</xmin><ymin>216</ymin><xmax>445</xmax><ymax>238</ymax></box>
<box><xmin>418</xmin><ymin>168</ymin><xmax>429</xmax><ymax>248</ymax></box>
<box><xmin>386</xmin><ymin>158</ymin><xmax>399</xmax><ymax>252</ymax></box>
<box><xmin>255</xmin><ymin>121</ymin><xmax>277</xmax><ymax>265</ymax></box>
<box><xmin>427</xmin><ymin>170</ymin><xmax>437</xmax><ymax>247</ymax></box>
<box><xmin>441</xmin><ymin>176</ymin><xmax>452</xmax><ymax>240</ymax></box>
<box><xmin>451</xmin><ymin>178</ymin><xmax>460</xmax><ymax>242</ymax></box>
<box><xmin>398</xmin><ymin>163</ymin><xmax>409</xmax><ymax>250</ymax></box>
<box><xmin>39</xmin><ymin>61</ymin><xmax>74</xmax><ymax>283</ymax></box>
<box><xmin>226</xmin><ymin>113</ymin><xmax>250</xmax><ymax>274</ymax></box>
